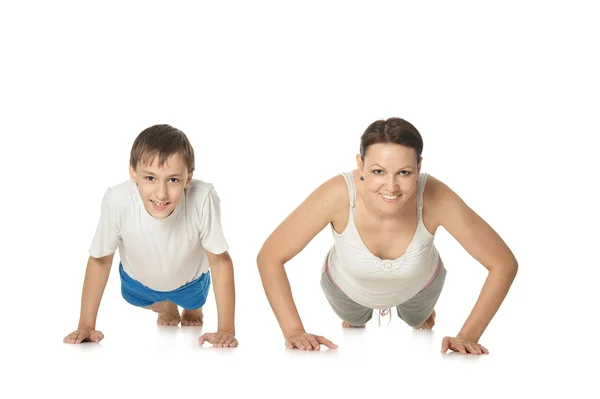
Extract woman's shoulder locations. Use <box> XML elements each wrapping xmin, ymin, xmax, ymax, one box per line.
<box><xmin>291</xmin><ymin>171</ymin><xmax>353</xmax><ymax>223</ymax></box>
<box><xmin>422</xmin><ymin>173</ymin><xmax>466</xmax><ymax>222</ymax></box>
<box><xmin>313</xmin><ymin>170</ymin><xmax>354</xmax><ymax>204</ymax></box>
<box><xmin>423</xmin><ymin>174</ymin><xmax>447</xmax><ymax>204</ymax></box>
<box><xmin>422</xmin><ymin>174</ymin><xmax>459</xmax><ymax>200</ymax></box>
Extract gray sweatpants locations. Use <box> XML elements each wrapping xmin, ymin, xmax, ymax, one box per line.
<box><xmin>320</xmin><ymin>260</ymin><xmax>447</xmax><ymax>327</ymax></box>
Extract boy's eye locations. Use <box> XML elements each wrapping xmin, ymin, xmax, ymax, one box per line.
<box><xmin>145</xmin><ymin>176</ymin><xmax>154</xmax><ymax>181</ymax></box>
<box><xmin>170</xmin><ymin>178</ymin><xmax>179</xmax><ymax>183</ymax></box>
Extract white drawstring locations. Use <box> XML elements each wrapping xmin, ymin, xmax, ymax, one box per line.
<box><xmin>378</xmin><ymin>308</ymin><xmax>392</xmax><ymax>326</ymax></box>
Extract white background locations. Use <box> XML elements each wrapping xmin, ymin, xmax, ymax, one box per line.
<box><xmin>1</xmin><ymin>1</ymin><xmax>599</xmax><ymax>397</ymax></box>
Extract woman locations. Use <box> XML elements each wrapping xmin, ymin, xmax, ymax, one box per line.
<box><xmin>256</xmin><ymin>117</ymin><xmax>518</xmax><ymax>355</ymax></box>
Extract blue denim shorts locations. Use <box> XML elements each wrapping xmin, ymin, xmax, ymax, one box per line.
<box><xmin>119</xmin><ymin>263</ymin><xmax>211</xmax><ymax>310</ymax></box>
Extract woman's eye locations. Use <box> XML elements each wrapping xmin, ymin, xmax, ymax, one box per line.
<box><xmin>373</xmin><ymin>170</ymin><xmax>384</xmax><ymax>175</ymax></box>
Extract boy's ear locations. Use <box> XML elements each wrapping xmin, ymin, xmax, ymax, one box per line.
<box><xmin>129</xmin><ymin>164</ymin><xmax>137</xmax><ymax>183</ymax></box>
<box><xmin>185</xmin><ymin>172</ymin><xmax>193</xmax><ymax>187</ymax></box>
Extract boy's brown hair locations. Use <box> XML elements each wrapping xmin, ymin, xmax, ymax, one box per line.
<box><xmin>129</xmin><ymin>124</ymin><xmax>195</xmax><ymax>173</ymax></box>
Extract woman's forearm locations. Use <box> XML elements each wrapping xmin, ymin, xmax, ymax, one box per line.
<box><xmin>457</xmin><ymin>265</ymin><xmax>518</xmax><ymax>341</ymax></box>
<box><xmin>257</xmin><ymin>259</ymin><xmax>306</xmax><ymax>338</ymax></box>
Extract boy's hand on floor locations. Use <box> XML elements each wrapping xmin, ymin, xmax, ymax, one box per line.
<box><xmin>63</xmin><ymin>328</ymin><xmax>104</xmax><ymax>344</ymax></box>
<box><xmin>198</xmin><ymin>330</ymin><xmax>238</xmax><ymax>347</ymax></box>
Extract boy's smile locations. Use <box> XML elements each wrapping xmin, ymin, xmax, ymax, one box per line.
<box><xmin>150</xmin><ymin>200</ymin><xmax>170</xmax><ymax>212</ymax></box>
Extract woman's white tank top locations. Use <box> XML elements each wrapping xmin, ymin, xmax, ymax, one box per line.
<box><xmin>324</xmin><ymin>171</ymin><xmax>440</xmax><ymax>309</ymax></box>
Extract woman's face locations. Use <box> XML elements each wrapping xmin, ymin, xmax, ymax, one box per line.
<box><xmin>357</xmin><ymin>143</ymin><xmax>421</xmax><ymax>214</ymax></box>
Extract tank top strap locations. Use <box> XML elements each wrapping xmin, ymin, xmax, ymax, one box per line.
<box><xmin>341</xmin><ymin>171</ymin><xmax>356</xmax><ymax>208</ymax></box>
<box><xmin>417</xmin><ymin>172</ymin><xmax>429</xmax><ymax>220</ymax></box>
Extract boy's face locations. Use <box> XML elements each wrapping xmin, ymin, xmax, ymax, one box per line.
<box><xmin>129</xmin><ymin>153</ymin><xmax>193</xmax><ymax>219</ymax></box>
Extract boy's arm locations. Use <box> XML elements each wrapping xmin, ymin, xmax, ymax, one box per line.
<box><xmin>200</xmin><ymin>250</ymin><xmax>236</xmax><ymax>346</ymax></box>
<box><xmin>79</xmin><ymin>254</ymin><xmax>114</xmax><ymax>329</ymax></box>
<box><xmin>64</xmin><ymin>254</ymin><xmax>114</xmax><ymax>344</ymax></box>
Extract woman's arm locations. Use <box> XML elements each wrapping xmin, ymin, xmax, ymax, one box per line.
<box><xmin>256</xmin><ymin>175</ymin><xmax>346</xmax><ymax>350</ymax></box>
<box><xmin>429</xmin><ymin>176</ymin><xmax>518</xmax><ymax>354</ymax></box>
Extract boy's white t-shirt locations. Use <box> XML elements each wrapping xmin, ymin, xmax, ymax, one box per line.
<box><xmin>88</xmin><ymin>179</ymin><xmax>229</xmax><ymax>292</ymax></box>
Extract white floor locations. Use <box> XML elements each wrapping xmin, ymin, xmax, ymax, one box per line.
<box><xmin>8</xmin><ymin>252</ymin><xmax>597</xmax><ymax>398</ymax></box>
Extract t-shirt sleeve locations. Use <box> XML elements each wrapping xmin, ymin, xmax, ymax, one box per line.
<box><xmin>197</xmin><ymin>187</ymin><xmax>229</xmax><ymax>255</ymax></box>
<box><xmin>88</xmin><ymin>189</ymin><xmax>120</xmax><ymax>258</ymax></box>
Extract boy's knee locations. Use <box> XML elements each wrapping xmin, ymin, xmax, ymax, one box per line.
<box><xmin>144</xmin><ymin>300</ymin><xmax>169</xmax><ymax>312</ymax></box>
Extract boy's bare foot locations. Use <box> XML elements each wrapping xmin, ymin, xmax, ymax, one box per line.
<box><xmin>415</xmin><ymin>310</ymin><xmax>436</xmax><ymax>329</ymax></box>
<box><xmin>181</xmin><ymin>308</ymin><xmax>203</xmax><ymax>326</ymax></box>
<box><xmin>157</xmin><ymin>301</ymin><xmax>181</xmax><ymax>326</ymax></box>
<box><xmin>342</xmin><ymin>321</ymin><xmax>365</xmax><ymax>328</ymax></box>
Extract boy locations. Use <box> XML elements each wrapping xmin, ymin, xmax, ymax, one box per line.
<box><xmin>63</xmin><ymin>124</ymin><xmax>238</xmax><ymax>347</ymax></box>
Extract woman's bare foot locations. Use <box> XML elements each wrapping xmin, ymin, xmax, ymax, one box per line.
<box><xmin>342</xmin><ymin>321</ymin><xmax>365</xmax><ymax>328</ymax></box>
<box><xmin>415</xmin><ymin>310</ymin><xmax>436</xmax><ymax>329</ymax></box>
<box><xmin>181</xmin><ymin>308</ymin><xmax>203</xmax><ymax>326</ymax></box>
<box><xmin>156</xmin><ymin>301</ymin><xmax>181</xmax><ymax>326</ymax></box>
